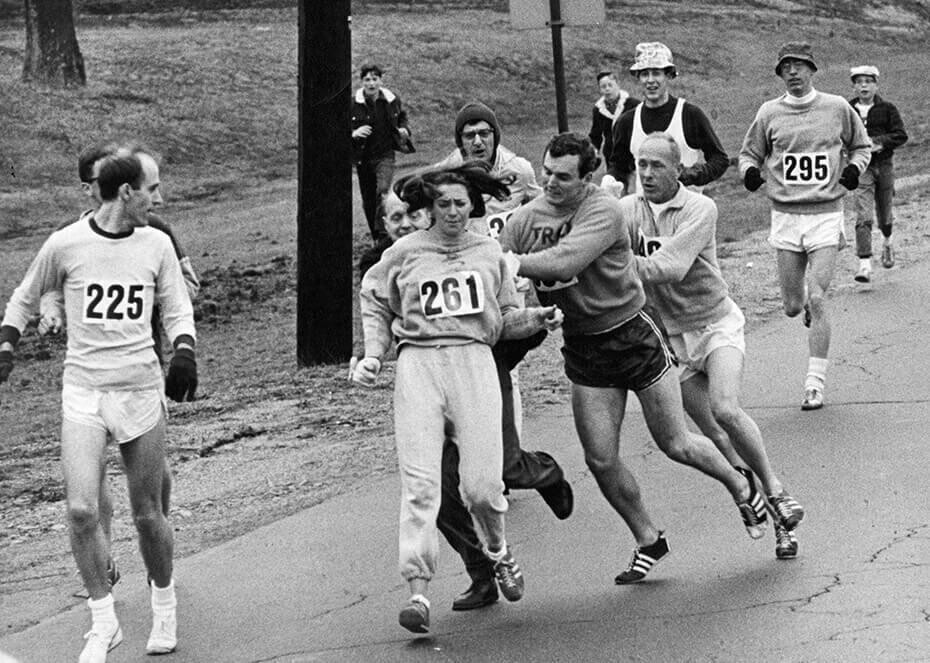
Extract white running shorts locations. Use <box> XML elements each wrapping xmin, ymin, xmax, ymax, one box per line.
<box><xmin>62</xmin><ymin>384</ymin><xmax>166</xmax><ymax>444</ymax></box>
<box><xmin>768</xmin><ymin>209</ymin><xmax>845</xmax><ymax>253</ymax></box>
<box><xmin>667</xmin><ymin>301</ymin><xmax>746</xmax><ymax>383</ymax></box>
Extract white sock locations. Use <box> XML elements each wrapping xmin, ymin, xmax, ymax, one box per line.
<box><xmin>88</xmin><ymin>593</ymin><xmax>118</xmax><ymax>630</ymax></box>
<box><xmin>484</xmin><ymin>544</ymin><xmax>508</xmax><ymax>562</ymax></box>
<box><xmin>150</xmin><ymin>579</ymin><xmax>177</xmax><ymax>615</ymax></box>
<box><xmin>409</xmin><ymin>594</ymin><xmax>430</xmax><ymax>609</ymax></box>
<box><xmin>805</xmin><ymin>357</ymin><xmax>829</xmax><ymax>390</ymax></box>
<box><xmin>859</xmin><ymin>257</ymin><xmax>871</xmax><ymax>269</ymax></box>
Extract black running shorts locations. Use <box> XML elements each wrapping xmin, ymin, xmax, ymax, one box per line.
<box><xmin>562</xmin><ymin>308</ymin><xmax>676</xmax><ymax>391</ymax></box>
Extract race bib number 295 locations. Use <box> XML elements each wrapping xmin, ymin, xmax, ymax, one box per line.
<box><xmin>782</xmin><ymin>152</ymin><xmax>830</xmax><ymax>185</ymax></box>
<box><xmin>419</xmin><ymin>271</ymin><xmax>485</xmax><ymax>319</ymax></box>
<box><xmin>82</xmin><ymin>282</ymin><xmax>146</xmax><ymax>324</ymax></box>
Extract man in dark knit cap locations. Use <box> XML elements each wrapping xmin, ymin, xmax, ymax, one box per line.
<box><xmin>434</xmin><ymin>102</ymin><xmax>541</xmax><ymax>234</ymax></box>
<box><xmin>430</xmin><ymin>102</ymin><xmax>573</xmax><ymax>612</ymax></box>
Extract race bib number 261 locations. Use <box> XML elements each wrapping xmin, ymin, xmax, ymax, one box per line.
<box><xmin>782</xmin><ymin>152</ymin><xmax>830</xmax><ymax>185</ymax></box>
<box><xmin>419</xmin><ymin>271</ymin><xmax>485</xmax><ymax>319</ymax></box>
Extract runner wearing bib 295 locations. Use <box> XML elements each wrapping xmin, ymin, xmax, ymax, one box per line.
<box><xmin>739</xmin><ymin>41</ymin><xmax>871</xmax><ymax>411</ymax></box>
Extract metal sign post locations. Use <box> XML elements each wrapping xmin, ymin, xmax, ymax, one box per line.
<box><xmin>547</xmin><ymin>0</ymin><xmax>568</xmax><ymax>132</ymax></box>
<box><xmin>510</xmin><ymin>0</ymin><xmax>605</xmax><ymax>133</ymax></box>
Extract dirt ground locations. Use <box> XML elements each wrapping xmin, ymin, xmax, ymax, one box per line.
<box><xmin>2</xmin><ymin>179</ymin><xmax>929</xmax><ymax>635</ymax></box>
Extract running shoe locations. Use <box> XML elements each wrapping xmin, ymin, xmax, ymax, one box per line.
<box><xmin>615</xmin><ymin>531</ymin><xmax>670</xmax><ymax>584</ymax></box>
<box><xmin>491</xmin><ymin>547</ymin><xmax>524</xmax><ymax>602</ymax></box>
<box><xmin>79</xmin><ymin>623</ymin><xmax>123</xmax><ymax>663</ymax></box>
<box><xmin>398</xmin><ymin>595</ymin><xmax>430</xmax><ymax>634</ymax></box>
<box><xmin>146</xmin><ymin>609</ymin><xmax>177</xmax><ymax>655</ymax></box>
<box><xmin>854</xmin><ymin>264</ymin><xmax>872</xmax><ymax>283</ymax></box>
<box><xmin>801</xmin><ymin>387</ymin><xmax>824</xmax><ymax>411</ymax></box>
<box><xmin>774</xmin><ymin>523</ymin><xmax>798</xmax><ymax>560</ymax></box>
<box><xmin>735</xmin><ymin>468</ymin><xmax>768</xmax><ymax>539</ymax></box>
<box><xmin>881</xmin><ymin>244</ymin><xmax>895</xmax><ymax>268</ymax></box>
<box><xmin>768</xmin><ymin>490</ymin><xmax>805</xmax><ymax>531</ymax></box>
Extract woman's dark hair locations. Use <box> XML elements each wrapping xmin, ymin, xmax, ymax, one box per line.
<box><xmin>394</xmin><ymin>160</ymin><xmax>511</xmax><ymax>218</ymax></box>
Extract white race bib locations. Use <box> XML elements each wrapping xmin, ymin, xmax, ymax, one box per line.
<box><xmin>418</xmin><ymin>271</ymin><xmax>486</xmax><ymax>319</ymax></box>
<box><xmin>485</xmin><ymin>211</ymin><xmax>513</xmax><ymax>239</ymax></box>
<box><xmin>82</xmin><ymin>281</ymin><xmax>147</xmax><ymax>326</ymax></box>
<box><xmin>782</xmin><ymin>152</ymin><xmax>830</xmax><ymax>185</ymax></box>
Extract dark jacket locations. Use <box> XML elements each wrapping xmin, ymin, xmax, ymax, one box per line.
<box><xmin>351</xmin><ymin>87</ymin><xmax>415</xmax><ymax>163</ymax></box>
<box><xmin>588</xmin><ymin>92</ymin><xmax>639</xmax><ymax>165</ymax></box>
<box><xmin>848</xmin><ymin>94</ymin><xmax>907</xmax><ymax>165</ymax></box>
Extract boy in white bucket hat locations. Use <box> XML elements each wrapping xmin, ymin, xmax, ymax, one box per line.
<box><xmin>846</xmin><ymin>64</ymin><xmax>908</xmax><ymax>282</ymax></box>
<box><xmin>603</xmin><ymin>41</ymin><xmax>729</xmax><ymax>196</ymax></box>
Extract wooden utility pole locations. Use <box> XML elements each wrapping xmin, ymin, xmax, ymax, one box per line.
<box><xmin>296</xmin><ymin>1</ymin><xmax>353</xmax><ymax>365</ymax></box>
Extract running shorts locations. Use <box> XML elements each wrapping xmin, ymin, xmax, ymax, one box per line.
<box><xmin>667</xmin><ymin>300</ymin><xmax>746</xmax><ymax>383</ymax></box>
<box><xmin>768</xmin><ymin>209</ymin><xmax>845</xmax><ymax>253</ymax></box>
<box><xmin>62</xmin><ymin>384</ymin><xmax>166</xmax><ymax>444</ymax></box>
<box><xmin>562</xmin><ymin>308</ymin><xmax>675</xmax><ymax>391</ymax></box>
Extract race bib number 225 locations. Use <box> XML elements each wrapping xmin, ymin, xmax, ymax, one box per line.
<box><xmin>419</xmin><ymin>271</ymin><xmax>485</xmax><ymax>319</ymax></box>
<box><xmin>82</xmin><ymin>282</ymin><xmax>146</xmax><ymax>324</ymax></box>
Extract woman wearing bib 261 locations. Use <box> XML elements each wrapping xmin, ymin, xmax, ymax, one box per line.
<box><xmin>351</xmin><ymin>161</ymin><xmax>563</xmax><ymax>634</ymax></box>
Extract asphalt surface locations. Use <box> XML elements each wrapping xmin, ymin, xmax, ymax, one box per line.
<box><xmin>2</xmin><ymin>251</ymin><xmax>929</xmax><ymax>662</ymax></box>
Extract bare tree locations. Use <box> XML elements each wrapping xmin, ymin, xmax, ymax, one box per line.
<box><xmin>22</xmin><ymin>0</ymin><xmax>85</xmax><ymax>86</ymax></box>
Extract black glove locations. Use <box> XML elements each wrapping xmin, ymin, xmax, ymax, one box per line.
<box><xmin>839</xmin><ymin>164</ymin><xmax>860</xmax><ymax>190</ymax></box>
<box><xmin>743</xmin><ymin>167</ymin><xmax>764</xmax><ymax>192</ymax></box>
<box><xmin>0</xmin><ymin>350</ymin><xmax>12</xmax><ymax>384</ymax></box>
<box><xmin>492</xmin><ymin>330</ymin><xmax>548</xmax><ymax>372</ymax></box>
<box><xmin>166</xmin><ymin>347</ymin><xmax>197</xmax><ymax>402</ymax></box>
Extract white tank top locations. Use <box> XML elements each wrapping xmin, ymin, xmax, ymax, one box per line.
<box><xmin>630</xmin><ymin>97</ymin><xmax>704</xmax><ymax>193</ymax></box>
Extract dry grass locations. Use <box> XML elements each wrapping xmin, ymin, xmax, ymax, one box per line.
<box><xmin>1</xmin><ymin>0</ymin><xmax>930</xmax><ymax>632</ymax></box>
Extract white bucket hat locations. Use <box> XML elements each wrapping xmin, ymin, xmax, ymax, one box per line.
<box><xmin>629</xmin><ymin>42</ymin><xmax>677</xmax><ymax>77</ymax></box>
<box><xmin>850</xmin><ymin>65</ymin><xmax>879</xmax><ymax>81</ymax></box>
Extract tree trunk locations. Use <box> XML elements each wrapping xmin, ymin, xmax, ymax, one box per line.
<box><xmin>22</xmin><ymin>0</ymin><xmax>86</xmax><ymax>86</ymax></box>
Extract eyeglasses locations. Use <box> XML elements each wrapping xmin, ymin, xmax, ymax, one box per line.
<box><xmin>462</xmin><ymin>129</ymin><xmax>493</xmax><ymax>141</ymax></box>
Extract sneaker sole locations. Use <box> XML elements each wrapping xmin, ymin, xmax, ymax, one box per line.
<box><xmin>854</xmin><ymin>275</ymin><xmax>870</xmax><ymax>283</ymax></box>
<box><xmin>800</xmin><ymin>401</ymin><xmax>823</xmax><ymax>411</ymax></box>
<box><xmin>398</xmin><ymin>608</ymin><xmax>429</xmax><ymax>634</ymax></box>
<box><xmin>146</xmin><ymin>643</ymin><xmax>177</xmax><ymax>655</ymax></box>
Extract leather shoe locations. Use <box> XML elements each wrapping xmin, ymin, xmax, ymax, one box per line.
<box><xmin>538</xmin><ymin>478</ymin><xmax>574</xmax><ymax>520</ymax></box>
<box><xmin>451</xmin><ymin>579</ymin><xmax>499</xmax><ymax>611</ymax></box>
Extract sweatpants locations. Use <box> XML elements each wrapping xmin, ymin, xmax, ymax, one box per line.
<box><xmin>394</xmin><ymin>343</ymin><xmax>508</xmax><ymax>581</ymax></box>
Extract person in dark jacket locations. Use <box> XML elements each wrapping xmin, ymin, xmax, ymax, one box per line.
<box><xmin>588</xmin><ymin>70</ymin><xmax>638</xmax><ymax>168</ymax></box>
<box><xmin>847</xmin><ymin>65</ymin><xmax>908</xmax><ymax>282</ymax></box>
<box><xmin>351</xmin><ymin>63</ymin><xmax>415</xmax><ymax>244</ymax></box>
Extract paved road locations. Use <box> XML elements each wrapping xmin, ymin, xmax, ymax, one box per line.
<box><xmin>3</xmin><ymin>255</ymin><xmax>928</xmax><ymax>662</ymax></box>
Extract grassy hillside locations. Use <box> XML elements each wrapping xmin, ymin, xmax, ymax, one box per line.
<box><xmin>0</xmin><ymin>1</ymin><xmax>928</xmax><ymax>241</ymax></box>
